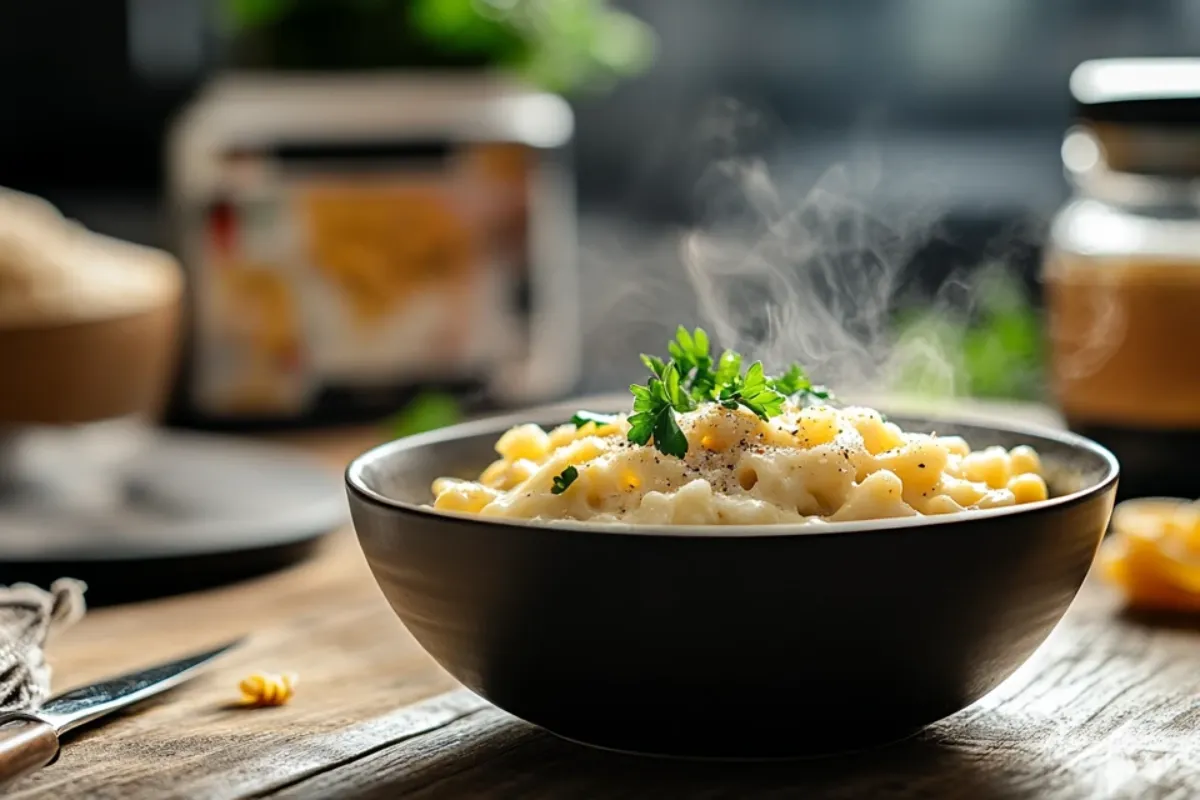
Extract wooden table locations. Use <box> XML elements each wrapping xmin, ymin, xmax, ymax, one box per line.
<box><xmin>7</xmin><ymin>409</ymin><xmax>1200</xmax><ymax>799</ymax></box>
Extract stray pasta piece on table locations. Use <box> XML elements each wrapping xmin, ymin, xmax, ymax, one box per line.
<box><xmin>238</xmin><ymin>672</ymin><xmax>298</xmax><ymax>707</ymax></box>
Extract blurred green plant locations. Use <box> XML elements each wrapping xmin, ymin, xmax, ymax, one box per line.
<box><xmin>221</xmin><ymin>0</ymin><xmax>655</xmax><ymax>94</ymax></box>
<box><xmin>890</xmin><ymin>267</ymin><xmax>1045</xmax><ymax>401</ymax></box>
<box><xmin>386</xmin><ymin>391</ymin><xmax>463</xmax><ymax>438</ymax></box>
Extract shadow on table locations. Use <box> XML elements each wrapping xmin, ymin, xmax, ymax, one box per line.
<box><xmin>1117</xmin><ymin>606</ymin><xmax>1200</xmax><ymax>634</ymax></box>
<box><xmin>366</xmin><ymin>716</ymin><xmax>1032</xmax><ymax>800</ymax></box>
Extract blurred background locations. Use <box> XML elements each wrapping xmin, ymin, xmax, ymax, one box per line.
<box><xmin>5</xmin><ymin>0</ymin><xmax>1199</xmax><ymax>413</ymax></box>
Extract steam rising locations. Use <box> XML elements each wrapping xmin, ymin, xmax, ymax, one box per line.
<box><xmin>681</xmin><ymin>155</ymin><xmax>934</xmax><ymax>391</ymax></box>
<box><xmin>579</xmin><ymin>99</ymin><xmax>1044</xmax><ymax>400</ymax></box>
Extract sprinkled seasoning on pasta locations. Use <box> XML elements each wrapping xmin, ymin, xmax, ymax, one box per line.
<box><xmin>429</xmin><ymin>327</ymin><xmax>1048</xmax><ymax>525</ymax></box>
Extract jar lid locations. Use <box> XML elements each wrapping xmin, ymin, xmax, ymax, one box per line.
<box><xmin>1071</xmin><ymin>59</ymin><xmax>1200</xmax><ymax>127</ymax></box>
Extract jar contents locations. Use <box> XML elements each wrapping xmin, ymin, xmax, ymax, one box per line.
<box><xmin>1045</xmin><ymin>252</ymin><xmax>1200</xmax><ymax>429</ymax></box>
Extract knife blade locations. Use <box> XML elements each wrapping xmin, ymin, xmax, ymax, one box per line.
<box><xmin>0</xmin><ymin>639</ymin><xmax>240</xmax><ymax>789</ymax></box>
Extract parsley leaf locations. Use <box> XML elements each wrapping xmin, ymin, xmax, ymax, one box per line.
<box><xmin>640</xmin><ymin>354</ymin><xmax>666</xmax><ymax>379</ymax></box>
<box><xmin>571</xmin><ymin>410</ymin><xmax>618</xmax><ymax>428</ymax></box>
<box><xmin>551</xmin><ymin>466</ymin><xmax>579</xmax><ymax>495</ymax></box>
<box><xmin>627</xmin><ymin>361</ymin><xmax>694</xmax><ymax>457</ymax></box>
<box><xmin>651</xmin><ymin>405</ymin><xmax>689</xmax><ymax>457</ymax></box>
<box><xmin>714</xmin><ymin>350</ymin><xmax>743</xmax><ymax>388</ymax></box>
<box><xmin>662</xmin><ymin>361</ymin><xmax>697</xmax><ymax>412</ymax></box>
<box><xmin>803</xmin><ymin>385</ymin><xmax>837</xmax><ymax>405</ymax></box>
<box><xmin>770</xmin><ymin>363</ymin><xmax>811</xmax><ymax>396</ymax></box>
<box><xmin>769</xmin><ymin>362</ymin><xmax>838</xmax><ymax>406</ymax></box>
<box><xmin>667</xmin><ymin>326</ymin><xmax>710</xmax><ymax>376</ymax></box>
<box><xmin>666</xmin><ymin>326</ymin><xmax>717</xmax><ymax>400</ymax></box>
<box><xmin>719</xmin><ymin>361</ymin><xmax>787</xmax><ymax>420</ymax></box>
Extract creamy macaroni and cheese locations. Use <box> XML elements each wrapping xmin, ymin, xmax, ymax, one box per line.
<box><xmin>430</xmin><ymin>401</ymin><xmax>1049</xmax><ymax>525</ymax></box>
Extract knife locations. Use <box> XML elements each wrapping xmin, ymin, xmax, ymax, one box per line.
<box><xmin>0</xmin><ymin>639</ymin><xmax>240</xmax><ymax>789</ymax></box>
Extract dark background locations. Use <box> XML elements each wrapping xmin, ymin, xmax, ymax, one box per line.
<box><xmin>2</xmin><ymin>0</ymin><xmax>1198</xmax><ymax>394</ymax></box>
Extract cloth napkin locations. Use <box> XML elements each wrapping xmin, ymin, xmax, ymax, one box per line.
<box><xmin>0</xmin><ymin>579</ymin><xmax>86</xmax><ymax>713</ymax></box>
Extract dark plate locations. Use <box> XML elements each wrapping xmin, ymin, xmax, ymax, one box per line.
<box><xmin>345</xmin><ymin>405</ymin><xmax>1119</xmax><ymax>759</ymax></box>
<box><xmin>0</xmin><ymin>430</ymin><xmax>348</xmax><ymax>605</ymax></box>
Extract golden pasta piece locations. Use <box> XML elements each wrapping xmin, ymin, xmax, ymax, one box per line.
<box><xmin>942</xmin><ymin>476</ymin><xmax>988</xmax><ymax>508</ymax></box>
<box><xmin>923</xmin><ymin>495</ymin><xmax>964</xmax><ymax>515</ymax></box>
<box><xmin>432</xmin><ymin>482</ymin><xmax>500</xmax><ymax>513</ymax></box>
<box><xmin>1007</xmin><ymin>473</ymin><xmax>1049</xmax><ymax>505</ymax></box>
<box><xmin>874</xmin><ymin>436</ymin><xmax>948</xmax><ymax>497</ymax></box>
<box><xmin>495</xmin><ymin>424</ymin><xmax>551</xmax><ymax>462</ymax></box>
<box><xmin>974</xmin><ymin>488</ymin><xmax>1017</xmax><ymax>509</ymax></box>
<box><xmin>547</xmin><ymin>423</ymin><xmax>578</xmax><ymax>450</ymax></box>
<box><xmin>431</xmin><ymin>476</ymin><xmax>462</xmax><ymax>496</ymax></box>
<box><xmin>960</xmin><ymin>446</ymin><xmax>1012</xmax><ymax>490</ymax></box>
<box><xmin>592</xmin><ymin>421</ymin><xmax>624</xmax><ymax>438</ymax></box>
<box><xmin>793</xmin><ymin>407</ymin><xmax>839</xmax><ymax>448</ymax></box>
<box><xmin>239</xmin><ymin>672</ymin><xmax>297</xmax><ymax>707</ymax></box>
<box><xmin>831</xmin><ymin>470</ymin><xmax>918</xmax><ymax>522</ymax></box>
<box><xmin>507</xmin><ymin>458</ymin><xmax>540</xmax><ymax>485</ymax></box>
<box><xmin>1008</xmin><ymin>445</ymin><xmax>1042</xmax><ymax>476</ymax></box>
<box><xmin>479</xmin><ymin>459</ymin><xmax>509</xmax><ymax>488</ymax></box>
<box><xmin>939</xmin><ymin>436</ymin><xmax>971</xmax><ymax>457</ymax></box>
<box><xmin>845</xmin><ymin>410</ymin><xmax>902</xmax><ymax>454</ymax></box>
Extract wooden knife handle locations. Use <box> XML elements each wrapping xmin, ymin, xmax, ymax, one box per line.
<box><xmin>0</xmin><ymin>716</ymin><xmax>60</xmax><ymax>790</ymax></box>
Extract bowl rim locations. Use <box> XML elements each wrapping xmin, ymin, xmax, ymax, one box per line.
<box><xmin>346</xmin><ymin>403</ymin><xmax>1120</xmax><ymax>539</ymax></box>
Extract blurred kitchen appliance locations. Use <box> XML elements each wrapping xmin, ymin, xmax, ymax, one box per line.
<box><xmin>1045</xmin><ymin>58</ymin><xmax>1200</xmax><ymax>499</ymax></box>
<box><xmin>166</xmin><ymin>73</ymin><xmax>579</xmax><ymax>429</ymax></box>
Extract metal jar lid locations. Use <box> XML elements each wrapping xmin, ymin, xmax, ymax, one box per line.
<box><xmin>1069</xmin><ymin>59</ymin><xmax>1200</xmax><ymax>177</ymax></box>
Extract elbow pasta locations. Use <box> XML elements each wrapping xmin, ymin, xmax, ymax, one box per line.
<box><xmin>430</xmin><ymin>403</ymin><xmax>1049</xmax><ymax>525</ymax></box>
<box><xmin>238</xmin><ymin>672</ymin><xmax>298</xmax><ymax>707</ymax></box>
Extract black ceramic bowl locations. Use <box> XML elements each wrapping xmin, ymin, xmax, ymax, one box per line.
<box><xmin>346</xmin><ymin>405</ymin><xmax>1118</xmax><ymax>759</ymax></box>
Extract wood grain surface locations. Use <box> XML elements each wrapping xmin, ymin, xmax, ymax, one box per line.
<box><xmin>4</xmin><ymin>406</ymin><xmax>1198</xmax><ymax>799</ymax></box>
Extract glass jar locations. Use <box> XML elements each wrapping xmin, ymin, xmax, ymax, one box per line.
<box><xmin>1045</xmin><ymin>59</ymin><xmax>1200</xmax><ymax>499</ymax></box>
<box><xmin>166</xmin><ymin>72</ymin><xmax>578</xmax><ymax>429</ymax></box>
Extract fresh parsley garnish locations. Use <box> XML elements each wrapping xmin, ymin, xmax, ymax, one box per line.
<box><xmin>769</xmin><ymin>362</ymin><xmax>837</xmax><ymax>406</ymax></box>
<box><xmin>628</xmin><ymin>326</ymin><xmax>832</xmax><ymax>457</ymax></box>
<box><xmin>639</xmin><ymin>354</ymin><xmax>666</xmax><ymax>379</ymax></box>
<box><xmin>714</xmin><ymin>349</ymin><xmax>742</xmax><ymax>388</ymax></box>
<box><xmin>570</xmin><ymin>410</ymin><xmax>618</xmax><ymax>428</ymax></box>
<box><xmin>551</xmin><ymin>466</ymin><xmax>579</xmax><ymax>495</ymax></box>
<box><xmin>770</xmin><ymin>363</ymin><xmax>809</xmax><ymax>396</ymax></box>
<box><xmin>717</xmin><ymin>361</ymin><xmax>786</xmax><ymax>420</ymax></box>
<box><xmin>627</xmin><ymin>361</ymin><xmax>694</xmax><ymax>458</ymax></box>
<box><xmin>667</xmin><ymin>327</ymin><xmax>715</xmax><ymax>396</ymax></box>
